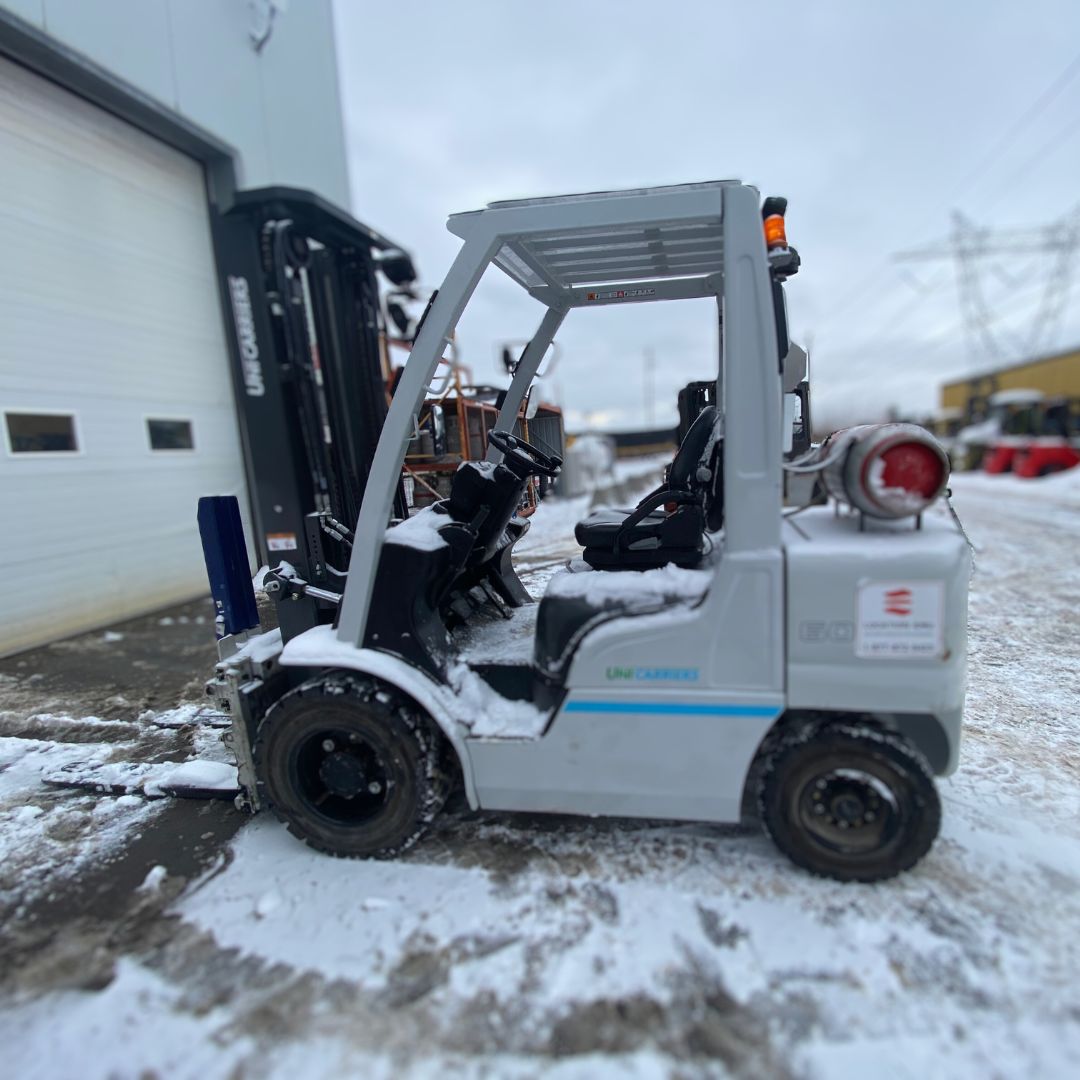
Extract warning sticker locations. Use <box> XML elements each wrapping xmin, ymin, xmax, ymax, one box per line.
<box><xmin>266</xmin><ymin>532</ymin><xmax>298</xmax><ymax>552</ymax></box>
<box><xmin>856</xmin><ymin>581</ymin><xmax>944</xmax><ymax>660</ymax></box>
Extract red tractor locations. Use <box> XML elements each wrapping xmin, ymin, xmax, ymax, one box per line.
<box><xmin>978</xmin><ymin>390</ymin><xmax>1080</xmax><ymax>477</ymax></box>
<box><xmin>980</xmin><ymin>389</ymin><xmax>1043</xmax><ymax>474</ymax></box>
<box><xmin>980</xmin><ymin>388</ymin><xmax>1080</xmax><ymax>473</ymax></box>
<box><xmin>1013</xmin><ymin>396</ymin><xmax>1080</xmax><ymax>478</ymax></box>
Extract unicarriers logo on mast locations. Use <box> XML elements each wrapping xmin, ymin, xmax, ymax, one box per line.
<box><xmin>227</xmin><ymin>275</ymin><xmax>265</xmax><ymax>397</ymax></box>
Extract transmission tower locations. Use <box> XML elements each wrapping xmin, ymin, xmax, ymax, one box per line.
<box><xmin>895</xmin><ymin>205</ymin><xmax>1080</xmax><ymax>363</ymax></box>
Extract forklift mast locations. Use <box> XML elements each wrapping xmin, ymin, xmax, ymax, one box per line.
<box><xmin>210</xmin><ymin>187</ymin><xmax>415</xmax><ymax>639</ymax></box>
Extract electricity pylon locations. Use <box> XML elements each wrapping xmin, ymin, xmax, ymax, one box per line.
<box><xmin>895</xmin><ymin>205</ymin><xmax>1080</xmax><ymax>363</ymax></box>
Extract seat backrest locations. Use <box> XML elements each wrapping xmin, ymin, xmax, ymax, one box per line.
<box><xmin>668</xmin><ymin>405</ymin><xmax>718</xmax><ymax>489</ymax></box>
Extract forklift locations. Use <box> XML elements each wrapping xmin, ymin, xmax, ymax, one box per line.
<box><xmin>203</xmin><ymin>181</ymin><xmax>970</xmax><ymax>882</ymax></box>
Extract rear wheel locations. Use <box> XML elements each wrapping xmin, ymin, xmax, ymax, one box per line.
<box><xmin>254</xmin><ymin>672</ymin><xmax>452</xmax><ymax>858</ymax></box>
<box><xmin>758</xmin><ymin>724</ymin><xmax>940</xmax><ymax>882</ymax></box>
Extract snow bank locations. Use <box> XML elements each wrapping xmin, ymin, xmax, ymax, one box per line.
<box><xmin>0</xmin><ymin>960</ymin><xmax>254</xmax><ymax>1079</ymax></box>
<box><xmin>951</xmin><ymin>465</ymin><xmax>1080</xmax><ymax>508</ymax></box>
<box><xmin>0</xmin><ymin>736</ymin><xmax>160</xmax><ymax>907</ymax></box>
<box><xmin>514</xmin><ymin>494</ymin><xmax>591</xmax><ymax>557</ymax></box>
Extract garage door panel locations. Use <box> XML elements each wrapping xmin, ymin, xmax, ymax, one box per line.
<box><xmin>0</xmin><ymin>209</ymin><xmax>224</xmax><ymax>330</ymax></box>
<box><xmin>0</xmin><ymin>203</ymin><xmax>219</xmax><ymax>293</ymax></box>
<box><xmin>0</xmin><ymin>57</ymin><xmax>249</xmax><ymax>655</ymax></box>
<box><xmin>0</xmin><ymin>59</ymin><xmax>206</xmax><ymax>215</ymax></box>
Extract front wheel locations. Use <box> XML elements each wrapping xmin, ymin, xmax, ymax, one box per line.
<box><xmin>757</xmin><ymin>724</ymin><xmax>940</xmax><ymax>882</ymax></box>
<box><xmin>254</xmin><ymin>672</ymin><xmax>452</xmax><ymax>858</ymax></box>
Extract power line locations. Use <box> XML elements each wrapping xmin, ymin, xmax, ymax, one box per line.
<box><xmin>815</xmin><ymin>48</ymin><xmax>1080</xmax><ymax>331</ymax></box>
<box><xmin>949</xmin><ymin>50</ymin><xmax>1080</xmax><ymax>203</ymax></box>
<box><xmin>977</xmin><ymin>109</ymin><xmax>1080</xmax><ymax>218</ymax></box>
<box><xmin>894</xmin><ymin>205</ymin><xmax>1080</xmax><ymax>362</ymax></box>
<box><xmin>815</xmin><ymin>272</ymin><xmax>1058</xmax><ymax>363</ymax></box>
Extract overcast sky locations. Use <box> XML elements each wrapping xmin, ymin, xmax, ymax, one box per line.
<box><xmin>334</xmin><ymin>1</ymin><xmax>1080</xmax><ymax>433</ymax></box>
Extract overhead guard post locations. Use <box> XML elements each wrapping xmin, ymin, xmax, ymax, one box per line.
<box><xmin>336</xmin><ymin>236</ymin><xmax>500</xmax><ymax>648</ymax></box>
<box><xmin>486</xmin><ymin>305</ymin><xmax>567</xmax><ymax>463</ymax></box>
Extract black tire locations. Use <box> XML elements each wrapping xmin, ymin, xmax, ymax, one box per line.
<box><xmin>254</xmin><ymin>672</ymin><xmax>452</xmax><ymax>858</ymax></box>
<box><xmin>757</xmin><ymin>724</ymin><xmax>940</xmax><ymax>882</ymax></box>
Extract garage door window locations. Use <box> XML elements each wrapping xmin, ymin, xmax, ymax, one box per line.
<box><xmin>147</xmin><ymin>418</ymin><xmax>195</xmax><ymax>451</ymax></box>
<box><xmin>5</xmin><ymin>411</ymin><xmax>79</xmax><ymax>454</ymax></box>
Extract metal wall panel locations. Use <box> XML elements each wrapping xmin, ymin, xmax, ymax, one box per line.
<box><xmin>0</xmin><ymin>0</ymin><xmax>350</xmax><ymax>208</ymax></box>
<box><xmin>0</xmin><ymin>56</ymin><xmax>247</xmax><ymax>654</ymax></box>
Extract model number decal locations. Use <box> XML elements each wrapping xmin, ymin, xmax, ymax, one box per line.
<box><xmin>606</xmin><ymin>666</ymin><xmax>699</xmax><ymax>682</ymax></box>
<box><xmin>228</xmin><ymin>275</ymin><xmax>265</xmax><ymax>397</ymax></box>
<box><xmin>798</xmin><ymin>620</ymin><xmax>854</xmax><ymax>643</ymax></box>
<box><xmin>585</xmin><ymin>287</ymin><xmax>656</xmax><ymax>302</ymax></box>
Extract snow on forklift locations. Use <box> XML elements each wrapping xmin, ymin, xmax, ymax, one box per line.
<box><xmin>204</xmin><ymin>181</ymin><xmax>970</xmax><ymax>882</ymax></box>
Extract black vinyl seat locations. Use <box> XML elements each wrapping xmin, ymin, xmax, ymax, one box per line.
<box><xmin>574</xmin><ymin>406</ymin><xmax>723</xmax><ymax>570</ymax></box>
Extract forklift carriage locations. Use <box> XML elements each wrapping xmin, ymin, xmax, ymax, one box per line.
<box><xmin>207</xmin><ymin>180</ymin><xmax>971</xmax><ymax>882</ymax></box>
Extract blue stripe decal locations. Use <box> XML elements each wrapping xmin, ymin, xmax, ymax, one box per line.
<box><xmin>563</xmin><ymin>701</ymin><xmax>780</xmax><ymax>718</ymax></box>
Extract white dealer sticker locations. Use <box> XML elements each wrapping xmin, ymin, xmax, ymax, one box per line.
<box><xmin>856</xmin><ymin>581</ymin><xmax>944</xmax><ymax>660</ymax></box>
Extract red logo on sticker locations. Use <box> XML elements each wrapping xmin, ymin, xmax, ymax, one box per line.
<box><xmin>884</xmin><ymin>588</ymin><xmax>912</xmax><ymax>616</ymax></box>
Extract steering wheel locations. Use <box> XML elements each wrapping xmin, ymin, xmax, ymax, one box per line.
<box><xmin>488</xmin><ymin>429</ymin><xmax>562</xmax><ymax>479</ymax></box>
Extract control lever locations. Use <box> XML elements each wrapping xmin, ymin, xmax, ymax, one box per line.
<box><xmin>263</xmin><ymin>567</ymin><xmax>341</xmax><ymax>606</ymax></box>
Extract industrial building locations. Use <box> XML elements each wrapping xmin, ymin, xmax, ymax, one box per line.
<box><xmin>0</xmin><ymin>1</ymin><xmax>351</xmax><ymax>654</ymax></box>
<box><xmin>940</xmin><ymin>344</ymin><xmax>1080</xmax><ymax>414</ymax></box>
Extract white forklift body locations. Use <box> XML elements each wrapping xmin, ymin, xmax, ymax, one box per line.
<box><xmin>214</xmin><ymin>180</ymin><xmax>971</xmax><ymax>881</ymax></box>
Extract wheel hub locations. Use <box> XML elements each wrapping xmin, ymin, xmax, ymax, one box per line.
<box><xmin>800</xmin><ymin>766</ymin><xmax>896</xmax><ymax>851</ymax></box>
<box><xmin>318</xmin><ymin>750</ymin><xmax>369</xmax><ymax>799</ymax></box>
<box><xmin>832</xmin><ymin>791</ymin><xmax>865</xmax><ymax>824</ymax></box>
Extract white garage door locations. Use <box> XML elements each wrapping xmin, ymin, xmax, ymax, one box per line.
<box><xmin>0</xmin><ymin>57</ymin><xmax>247</xmax><ymax>655</ymax></box>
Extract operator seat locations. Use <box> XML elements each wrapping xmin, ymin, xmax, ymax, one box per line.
<box><xmin>574</xmin><ymin>406</ymin><xmax>723</xmax><ymax>570</ymax></box>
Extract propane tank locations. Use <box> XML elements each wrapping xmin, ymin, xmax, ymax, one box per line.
<box><xmin>816</xmin><ymin>423</ymin><xmax>950</xmax><ymax>519</ymax></box>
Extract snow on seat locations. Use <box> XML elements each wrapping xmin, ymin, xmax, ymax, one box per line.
<box><xmin>534</xmin><ymin>563</ymin><xmax>712</xmax><ymax>675</ymax></box>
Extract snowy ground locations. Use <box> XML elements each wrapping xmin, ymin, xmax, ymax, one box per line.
<box><xmin>1</xmin><ymin>468</ymin><xmax>1079</xmax><ymax>1078</ymax></box>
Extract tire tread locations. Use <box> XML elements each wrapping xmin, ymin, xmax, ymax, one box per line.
<box><xmin>254</xmin><ymin>672</ymin><xmax>452</xmax><ymax>859</ymax></box>
<box><xmin>757</xmin><ymin>722</ymin><xmax>941</xmax><ymax>882</ymax></box>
